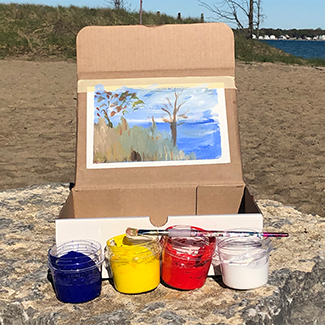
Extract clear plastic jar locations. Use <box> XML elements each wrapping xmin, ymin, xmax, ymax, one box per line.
<box><xmin>217</xmin><ymin>235</ymin><xmax>273</xmax><ymax>290</ymax></box>
<box><xmin>48</xmin><ymin>240</ymin><xmax>104</xmax><ymax>303</ymax></box>
<box><xmin>106</xmin><ymin>234</ymin><xmax>161</xmax><ymax>294</ymax></box>
<box><xmin>160</xmin><ymin>226</ymin><xmax>216</xmax><ymax>290</ymax></box>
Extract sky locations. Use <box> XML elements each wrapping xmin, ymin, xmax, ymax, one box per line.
<box><xmin>1</xmin><ymin>0</ymin><xmax>324</xmax><ymax>29</ymax></box>
<box><xmin>93</xmin><ymin>84</ymin><xmax>221</xmax><ymax>125</ymax></box>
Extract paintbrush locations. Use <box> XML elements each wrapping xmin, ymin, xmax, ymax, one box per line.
<box><xmin>125</xmin><ymin>227</ymin><xmax>289</xmax><ymax>238</ymax></box>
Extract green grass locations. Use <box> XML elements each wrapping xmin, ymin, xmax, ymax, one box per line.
<box><xmin>0</xmin><ymin>3</ymin><xmax>201</xmax><ymax>59</ymax></box>
<box><xmin>1</xmin><ymin>3</ymin><xmax>324</xmax><ymax>66</ymax></box>
<box><xmin>305</xmin><ymin>57</ymin><xmax>325</xmax><ymax>66</ymax></box>
<box><xmin>235</xmin><ymin>33</ymin><xmax>304</xmax><ymax>64</ymax></box>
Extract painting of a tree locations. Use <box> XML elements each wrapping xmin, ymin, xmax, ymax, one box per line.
<box><xmin>95</xmin><ymin>90</ymin><xmax>144</xmax><ymax>128</ymax></box>
<box><xmin>89</xmin><ymin>79</ymin><xmax>231</xmax><ymax>168</ymax></box>
<box><xmin>160</xmin><ymin>90</ymin><xmax>189</xmax><ymax>146</ymax></box>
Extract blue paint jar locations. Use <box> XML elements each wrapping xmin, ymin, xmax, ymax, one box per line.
<box><xmin>48</xmin><ymin>240</ymin><xmax>104</xmax><ymax>303</ymax></box>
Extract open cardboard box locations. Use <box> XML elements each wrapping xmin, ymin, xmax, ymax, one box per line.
<box><xmin>56</xmin><ymin>23</ymin><xmax>262</xmax><ymax>277</ymax></box>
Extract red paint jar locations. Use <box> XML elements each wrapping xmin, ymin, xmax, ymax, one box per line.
<box><xmin>160</xmin><ymin>226</ymin><xmax>216</xmax><ymax>290</ymax></box>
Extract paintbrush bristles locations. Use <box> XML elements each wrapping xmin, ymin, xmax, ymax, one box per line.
<box><xmin>125</xmin><ymin>227</ymin><xmax>138</xmax><ymax>237</ymax></box>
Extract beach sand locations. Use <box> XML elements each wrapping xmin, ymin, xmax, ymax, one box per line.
<box><xmin>0</xmin><ymin>60</ymin><xmax>324</xmax><ymax>217</ymax></box>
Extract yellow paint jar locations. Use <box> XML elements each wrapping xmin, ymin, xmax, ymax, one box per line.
<box><xmin>106</xmin><ymin>234</ymin><xmax>161</xmax><ymax>294</ymax></box>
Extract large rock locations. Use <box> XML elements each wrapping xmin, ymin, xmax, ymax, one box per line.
<box><xmin>0</xmin><ymin>183</ymin><xmax>324</xmax><ymax>324</ymax></box>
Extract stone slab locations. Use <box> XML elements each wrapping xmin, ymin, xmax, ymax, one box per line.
<box><xmin>0</xmin><ymin>183</ymin><xmax>324</xmax><ymax>324</ymax></box>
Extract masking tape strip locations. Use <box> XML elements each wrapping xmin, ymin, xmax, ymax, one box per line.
<box><xmin>77</xmin><ymin>76</ymin><xmax>236</xmax><ymax>93</ymax></box>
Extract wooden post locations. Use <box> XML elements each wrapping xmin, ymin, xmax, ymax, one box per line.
<box><xmin>139</xmin><ymin>0</ymin><xmax>143</xmax><ymax>25</ymax></box>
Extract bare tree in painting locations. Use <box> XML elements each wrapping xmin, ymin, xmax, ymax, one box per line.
<box><xmin>161</xmin><ymin>90</ymin><xmax>189</xmax><ymax>147</ymax></box>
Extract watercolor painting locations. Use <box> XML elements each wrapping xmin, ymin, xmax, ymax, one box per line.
<box><xmin>86</xmin><ymin>77</ymin><xmax>230</xmax><ymax>169</ymax></box>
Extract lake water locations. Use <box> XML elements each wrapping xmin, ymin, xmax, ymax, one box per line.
<box><xmin>260</xmin><ymin>40</ymin><xmax>325</xmax><ymax>59</ymax></box>
<box><xmin>137</xmin><ymin>121</ymin><xmax>222</xmax><ymax>160</ymax></box>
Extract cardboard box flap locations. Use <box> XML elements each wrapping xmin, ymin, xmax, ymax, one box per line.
<box><xmin>59</xmin><ymin>185</ymin><xmax>197</xmax><ymax>227</ymax></box>
<box><xmin>58</xmin><ymin>184</ymin><xmax>259</xmax><ymax>225</ymax></box>
<box><xmin>75</xmin><ymin>23</ymin><xmax>244</xmax><ymax>191</ymax></box>
<box><xmin>77</xmin><ymin>23</ymin><xmax>235</xmax><ymax>80</ymax></box>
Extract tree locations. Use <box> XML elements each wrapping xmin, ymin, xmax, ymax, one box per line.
<box><xmin>160</xmin><ymin>90</ymin><xmax>189</xmax><ymax>147</ymax></box>
<box><xmin>254</xmin><ymin>0</ymin><xmax>265</xmax><ymax>38</ymax></box>
<box><xmin>95</xmin><ymin>90</ymin><xmax>144</xmax><ymax>128</ymax></box>
<box><xmin>198</xmin><ymin>0</ymin><xmax>262</xmax><ymax>39</ymax></box>
<box><xmin>108</xmin><ymin>0</ymin><xmax>127</xmax><ymax>10</ymax></box>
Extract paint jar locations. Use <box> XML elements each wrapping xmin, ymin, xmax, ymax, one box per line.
<box><xmin>160</xmin><ymin>226</ymin><xmax>216</xmax><ymax>290</ymax></box>
<box><xmin>217</xmin><ymin>234</ymin><xmax>273</xmax><ymax>290</ymax></box>
<box><xmin>106</xmin><ymin>234</ymin><xmax>161</xmax><ymax>294</ymax></box>
<box><xmin>48</xmin><ymin>240</ymin><xmax>104</xmax><ymax>303</ymax></box>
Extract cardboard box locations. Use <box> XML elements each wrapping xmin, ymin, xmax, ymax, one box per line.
<box><xmin>59</xmin><ymin>23</ymin><xmax>260</xmax><ymax>221</ymax></box>
<box><xmin>56</xmin><ymin>23</ymin><xmax>262</xmax><ymax>276</ymax></box>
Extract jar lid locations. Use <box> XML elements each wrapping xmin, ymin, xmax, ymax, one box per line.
<box><xmin>160</xmin><ymin>225</ymin><xmax>216</xmax><ymax>260</ymax></box>
<box><xmin>217</xmin><ymin>236</ymin><xmax>272</xmax><ymax>265</ymax></box>
<box><xmin>218</xmin><ymin>236</ymin><xmax>271</xmax><ymax>250</ymax></box>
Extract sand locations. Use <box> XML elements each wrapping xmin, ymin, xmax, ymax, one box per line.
<box><xmin>0</xmin><ymin>59</ymin><xmax>324</xmax><ymax>217</ymax></box>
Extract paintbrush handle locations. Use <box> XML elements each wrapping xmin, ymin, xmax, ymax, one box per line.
<box><xmin>137</xmin><ymin>228</ymin><xmax>193</xmax><ymax>237</ymax></box>
<box><xmin>136</xmin><ymin>229</ymin><xmax>289</xmax><ymax>238</ymax></box>
<box><xmin>261</xmin><ymin>232</ymin><xmax>289</xmax><ymax>238</ymax></box>
<box><xmin>192</xmin><ymin>230</ymin><xmax>289</xmax><ymax>238</ymax></box>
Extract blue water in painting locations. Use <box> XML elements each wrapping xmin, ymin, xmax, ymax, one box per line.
<box><xmin>136</xmin><ymin>120</ymin><xmax>221</xmax><ymax>160</ymax></box>
<box><xmin>260</xmin><ymin>40</ymin><xmax>325</xmax><ymax>59</ymax></box>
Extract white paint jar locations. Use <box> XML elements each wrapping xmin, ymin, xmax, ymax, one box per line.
<box><xmin>217</xmin><ymin>235</ymin><xmax>272</xmax><ymax>290</ymax></box>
